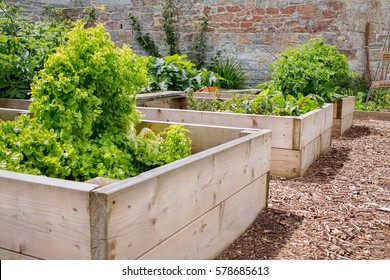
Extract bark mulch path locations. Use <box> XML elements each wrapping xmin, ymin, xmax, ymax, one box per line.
<box><xmin>216</xmin><ymin>119</ymin><xmax>390</xmax><ymax>260</ymax></box>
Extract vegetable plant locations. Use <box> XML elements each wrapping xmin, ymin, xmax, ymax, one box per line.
<box><xmin>147</xmin><ymin>54</ymin><xmax>218</xmax><ymax>91</ymax></box>
<box><xmin>0</xmin><ymin>21</ymin><xmax>192</xmax><ymax>181</ymax></box>
<box><xmin>0</xmin><ymin>1</ymin><xmax>68</xmax><ymax>99</ymax></box>
<box><xmin>187</xmin><ymin>88</ymin><xmax>323</xmax><ymax>116</ymax></box>
<box><xmin>260</xmin><ymin>38</ymin><xmax>355</xmax><ymax>102</ymax></box>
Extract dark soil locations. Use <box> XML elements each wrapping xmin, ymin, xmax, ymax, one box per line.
<box><xmin>216</xmin><ymin>119</ymin><xmax>390</xmax><ymax>260</ymax></box>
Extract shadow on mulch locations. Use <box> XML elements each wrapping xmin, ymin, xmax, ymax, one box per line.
<box><xmin>341</xmin><ymin>124</ymin><xmax>373</xmax><ymax>140</ymax></box>
<box><xmin>301</xmin><ymin>146</ymin><xmax>351</xmax><ymax>184</ymax></box>
<box><xmin>215</xmin><ymin>208</ymin><xmax>304</xmax><ymax>260</ymax></box>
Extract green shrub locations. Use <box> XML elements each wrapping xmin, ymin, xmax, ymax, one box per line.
<box><xmin>147</xmin><ymin>54</ymin><xmax>218</xmax><ymax>91</ymax></box>
<box><xmin>0</xmin><ymin>22</ymin><xmax>192</xmax><ymax>181</ymax></box>
<box><xmin>0</xmin><ymin>1</ymin><xmax>68</xmax><ymax>99</ymax></box>
<box><xmin>260</xmin><ymin>38</ymin><xmax>355</xmax><ymax>102</ymax></box>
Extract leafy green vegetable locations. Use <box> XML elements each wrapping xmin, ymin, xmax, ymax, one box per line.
<box><xmin>0</xmin><ymin>21</ymin><xmax>192</xmax><ymax>181</ymax></box>
<box><xmin>147</xmin><ymin>54</ymin><xmax>218</xmax><ymax>91</ymax></box>
<box><xmin>0</xmin><ymin>1</ymin><xmax>68</xmax><ymax>99</ymax></box>
<box><xmin>259</xmin><ymin>38</ymin><xmax>355</xmax><ymax>102</ymax></box>
<box><xmin>187</xmin><ymin>88</ymin><xmax>323</xmax><ymax>116</ymax></box>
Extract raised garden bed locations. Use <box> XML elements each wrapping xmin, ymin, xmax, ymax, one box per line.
<box><xmin>332</xmin><ymin>96</ymin><xmax>355</xmax><ymax>136</ymax></box>
<box><xmin>0</xmin><ymin>121</ymin><xmax>271</xmax><ymax>260</ymax></box>
<box><xmin>137</xmin><ymin>92</ymin><xmax>333</xmax><ymax>178</ymax></box>
<box><xmin>354</xmin><ymin>110</ymin><xmax>390</xmax><ymax>121</ymax></box>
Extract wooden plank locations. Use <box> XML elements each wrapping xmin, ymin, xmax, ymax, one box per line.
<box><xmin>340</xmin><ymin>96</ymin><xmax>355</xmax><ymax>118</ymax></box>
<box><xmin>333</xmin><ymin>96</ymin><xmax>355</xmax><ymax>119</ymax></box>
<box><xmin>138</xmin><ymin>121</ymin><xmax>262</xmax><ymax>153</ymax></box>
<box><xmin>354</xmin><ymin>110</ymin><xmax>390</xmax><ymax>121</ymax></box>
<box><xmin>137</xmin><ymin>97</ymin><xmax>186</xmax><ymax>109</ymax></box>
<box><xmin>301</xmin><ymin>136</ymin><xmax>321</xmax><ymax>176</ymax></box>
<box><xmin>0</xmin><ymin>170</ymin><xmax>99</xmax><ymax>259</ymax></box>
<box><xmin>333</xmin><ymin>113</ymin><xmax>354</xmax><ymax>136</ymax></box>
<box><xmin>138</xmin><ymin>107</ymin><xmax>294</xmax><ymax>149</ymax></box>
<box><xmin>340</xmin><ymin>113</ymin><xmax>354</xmax><ymax>135</ymax></box>
<box><xmin>294</xmin><ymin>104</ymin><xmax>333</xmax><ymax>150</ymax></box>
<box><xmin>93</xmin><ymin>130</ymin><xmax>271</xmax><ymax>259</ymax></box>
<box><xmin>0</xmin><ymin>108</ymin><xmax>30</xmax><ymax>121</ymax></box>
<box><xmin>0</xmin><ymin>98</ymin><xmax>31</xmax><ymax>110</ymax></box>
<box><xmin>0</xmin><ymin>247</ymin><xmax>40</xmax><ymax>260</ymax></box>
<box><xmin>137</xmin><ymin>91</ymin><xmax>185</xmax><ymax>102</ymax></box>
<box><xmin>138</xmin><ymin>174</ymin><xmax>268</xmax><ymax>260</ymax></box>
<box><xmin>270</xmin><ymin>148</ymin><xmax>301</xmax><ymax>178</ymax></box>
<box><xmin>320</xmin><ymin>128</ymin><xmax>332</xmax><ymax>155</ymax></box>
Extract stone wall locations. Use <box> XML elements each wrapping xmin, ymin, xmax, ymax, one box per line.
<box><xmin>7</xmin><ymin>0</ymin><xmax>390</xmax><ymax>86</ymax></box>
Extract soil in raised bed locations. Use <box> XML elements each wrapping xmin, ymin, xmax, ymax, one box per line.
<box><xmin>216</xmin><ymin>119</ymin><xmax>390</xmax><ymax>260</ymax></box>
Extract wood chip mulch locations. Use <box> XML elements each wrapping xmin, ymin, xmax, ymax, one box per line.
<box><xmin>216</xmin><ymin>119</ymin><xmax>390</xmax><ymax>260</ymax></box>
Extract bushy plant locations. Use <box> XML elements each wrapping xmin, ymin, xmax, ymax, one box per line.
<box><xmin>0</xmin><ymin>22</ymin><xmax>192</xmax><ymax>181</ymax></box>
<box><xmin>260</xmin><ymin>38</ymin><xmax>355</xmax><ymax>102</ymax></box>
<box><xmin>147</xmin><ymin>54</ymin><xmax>218</xmax><ymax>91</ymax></box>
<box><xmin>0</xmin><ymin>1</ymin><xmax>68</xmax><ymax>99</ymax></box>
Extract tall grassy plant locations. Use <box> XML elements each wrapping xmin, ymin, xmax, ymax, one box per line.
<box><xmin>210</xmin><ymin>57</ymin><xmax>246</xmax><ymax>89</ymax></box>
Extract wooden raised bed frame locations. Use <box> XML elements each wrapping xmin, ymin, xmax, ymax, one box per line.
<box><xmin>0</xmin><ymin>121</ymin><xmax>271</xmax><ymax>260</ymax></box>
<box><xmin>332</xmin><ymin>96</ymin><xmax>355</xmax><ymax>136</ymax></box>
<box><xmin>137</xmin><ymin>92</ymin><xmax>333</xmax><ymax>178</ymax></box>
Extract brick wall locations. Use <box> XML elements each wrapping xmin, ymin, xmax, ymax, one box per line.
<box><xmin>7</xmin><ymin>0</ymin><xmax>390</xmax><ymax>86</ymax></box>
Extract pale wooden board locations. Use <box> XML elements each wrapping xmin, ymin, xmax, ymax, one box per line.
<box><xmin>320</xmin><ymin>128</ymin><xmax>332</xmax><ymax>155</ymax></box>
<box><xmin>270</xmin><ymin>148</ymin><xmax>301</xmax><ymax>178</ymax></box>
<box><xmin>0</xmin><ymin>170</ymin><xmax>99</xmax><ymax>259</ymax></box>
<box><xmin>138</xmin><ymin>121</ymin><xmax>262</xmax><ymax>154</ymax></box>
<box><xmin>136</xmin><ymin>91</ymin><xmax>185</xmax><ymax>101</ymax></box>
<box><xmin>0</xmin><ymin>108</ymin><xmax>30</xmax><ymax>121</ymax></box>
<box><xmin>92</xmin><ymin>130</ymin><xmax>271</xmax><ymax>259</ymax></box>
<box><xmin>333</xmin><ymin>113</ymin><xmax>354</xmax><ymax>136</ymax></box>
<box><xmin>333</xmin><ymin>96</ymin><xmax>355</xmax><ymax>119</ymax></box>
<box><xmin>0</xmin><ymin>247</ymin><xmax>40</xmax><ymax>260</ymax></box>
<box><xmin>295</xmin><ymin>104</ymin><xmax>333</xmax><ymax>150</ymax></box>
<box><xmin>354</xmin><ymin>110</ymin><xmax>390</xmax><ymax>121</ymax></box>
<box><xmin>138</xmin><ymin>107</ymin><xmax>294</xmax><ymax>149</ymax></box>
<box><xmin>0</xmin><ymin>98</ymin><xmax>31</xmax><ymax>110</ymax></box>
<box><xmin>340</xmin><ymin>113</ymin><xmax>354</xmax><ymax>135</ymax></box>
<box><xmin>137</xmin><ymin>97</ymin><xmax>186</xmax><ymax>109</ymax></box>
<box><xmin>138</xmin><ymin>174</ymin><xmax>268</xmax><ymax>260</ymax></box>
<box><xmin>301</xmin><ymin>136</ymin><xmax>322</xmax><ymax>176</ymax></box>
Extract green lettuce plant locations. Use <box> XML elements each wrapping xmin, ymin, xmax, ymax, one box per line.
<box><xmin>0</xmin><ymin>22</ymin><xmax>192</xmax><ymax>181</ymax></box>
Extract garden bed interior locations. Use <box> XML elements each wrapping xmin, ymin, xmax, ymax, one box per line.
<box><xmin>137</xmin><ymin>92</ymin><xmax>334</xmax><ymax>178</ymax></box>
<box><xmin>0</xmin><ymin>120</ymin><xmax>271</xmax><ymax>260</ymax></box>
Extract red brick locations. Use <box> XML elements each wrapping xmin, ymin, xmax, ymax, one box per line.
<box><xmin>226</xmin><ymin>5</ymin><xmax>241</xmax><ymax>13</ymax></box>
<box><xmin>240</xmin><ymin>21</ymin><xmax>253</xmax><ymax>29</ymax></box>
<box><xmin>280</xmin><ymin>5</ymin><xmax>296</xmax><ymax>15</ymax></box>
<box><xmin>209</xmin><ymin>13</ymin><xmax>232</xmax><ymax>22</ymax></box>
<box><xmin>292</xmin><ymin>26</ymin><xmax>308</xmax><ymax>33</ymax></box>
<box><xmin>266</xmin><ymin>7</ymin><xmax>279</xmax><ymax>15</ymax></box>
<box><xmin>252</xmin><ymin>15</ymin><xmax>262</xmax><ymax>22</ymax></box>
<box><xmin>217</xmin><ymin>7</ymin><xmax>226</xmax><ymax>13</ymax></box>
<box><xmin>297</xmin><ymin>4</ymin><xmax>317</xmax><ymax>17</ymax></box>
<box><xmin>322</xmin><ymin>10</ymin><xmax>335</xmax><ymax>18</ymax></box>
<box><xmin>230</xmin><ymin>22</ymin><xmax>240</xmax><ymax>28</ymax></box>
<box><xmin>254</xmin><ymin>8</ymin><xmax>266</xmax><ymax>15</ymax></box>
